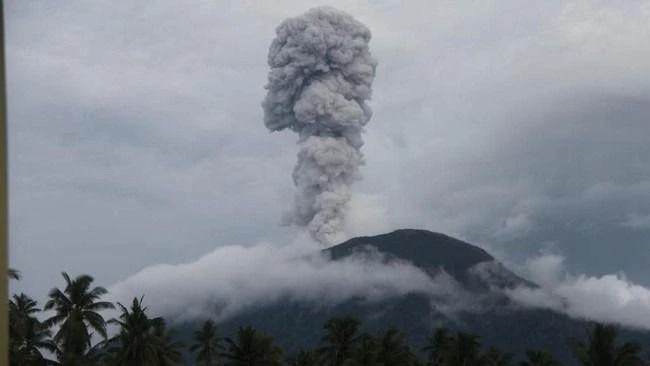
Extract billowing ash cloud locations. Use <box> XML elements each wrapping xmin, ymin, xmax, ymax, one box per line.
<box><xmin>262</xmin><ymin>7</ymin><xmax>377</xmax><ymax>244</ymax></box>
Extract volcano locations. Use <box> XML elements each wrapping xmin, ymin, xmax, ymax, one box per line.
<box><xmin>174</xmin><ymin>229</ymin><xmax>650</xmax><ymax>364</ymax></box>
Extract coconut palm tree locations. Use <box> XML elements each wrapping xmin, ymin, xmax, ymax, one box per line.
<box><xmin>221</xmin><ymin>326</ymin><xmax>283</xmax><ymax>366</ymax></box>
<box><xmin>318</xmin><ymin>316</ymin><xmax>362</xmax><ymax>366</ymax></box>
<box><xmin>376</xmin><ymin>328</ymin><xmax>417</xmax><ymax>366</ymax></box>
<box><xmin>445</xmin><ymin>331</ymin><xmax>482</xmax><ymax>366</ymax></box>
<box><xmin>151</xmin><ymin>320</ymin><xmax>184</xmax><ymax>366</ymax></box>
<box><xmin>481</xmin><ymin>346</ymin><xmax>513</xmax><ymax>366</ymax></box>
<box><xmin>343</xmin><ymin>334</ymin><xmax>378</xmax><ymax>366</ymax></box>
<box><xmin>106</xmin><ymin>296</ymin><xmax>179</xmax><ymax>366</ymax></box>
<box><xmin>9</xmin><ymin>294</ymin><xmax>58</xmax><ymax>366</ymax></box>
<box><xmin>569</xmin><ymin>323</ymin><xmax>644</xmax><ymax>366</ymax></box>
<box><xmin>520</xmin><ymin>350</ymin><xmax>563</xmax><ymax>366</ymax></box>
<box><xmin>422</xmin><ymin>328</ymin><xmax>450</xmax><ymax>366</ymax></box>
<box><xmin>86</xmin><ymin>338</ymin><xmax>117</xmax><ymax>366</ymax></box>
<box><xmin>9</xmin><ymin>267</ymin><xmax>21</xmax><ymax>280</ymax></box>
<box><xmin>189</xmin><ymin>319</ymin><xmax>223</xmax><ymax>366</ymax></box>
<box><xmin>9</xmin><ymin>293</ymin><xmax>41</xmax><ymax>331</ymax></box>
<box><xmin>10</xmin><ymin>316</ymin><xmax>59</xmax><ymax>366</ymax></box>
<box><xmin>287</xmin><ymin>349</ymin><xmax>321</xmax><ymax>366</ymax></box>
<box><xmin>11</xmin><ymin>320</ymin><xmax>59</xmax><ymax>366</ymax></box>
<box><xmin>43</xmin><ymin>272</ymin><xmax>114</xmax><ymax>365</ymax></box>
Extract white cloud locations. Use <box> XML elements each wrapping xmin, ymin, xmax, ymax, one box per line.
<box><xmin>507</xmin><ymin>253</ymin><xmax>650</xmax><ymax>330</ymax></box>
<box><xmin>523</xmin><ymin>252</ymin><xmax>566</xmax><ymax>287</ymax></box>
<box><xmin>107</xmin><ymin>236</ymin><xmax>448</xmax><ymax>322</ymax></box>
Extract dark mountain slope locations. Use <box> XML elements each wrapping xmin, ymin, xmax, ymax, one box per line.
<box><xmin>328</xmin><ymin>229</ymin><xmax>494</xmax><ymax>271</ymax></box>
<box><xmin>326</xmin><ymin>229</ymin><xmax>533</xmax><ymax>289</ymax></box>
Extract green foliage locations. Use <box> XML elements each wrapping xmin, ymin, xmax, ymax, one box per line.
<box><xmin>318</xmin><ymin>316</ymin><xmax>363</xmax><ymax>366</ymax></box>
<box><xmin>103</xmin><ymin>296</ymin><xmax>184</xmax><ymax>366</ymax></box>
<box><xmin>444</xmin><ymin>331</ymin><xmax>482</xmax><ymax>366</ymax></box>
<box><xmin>287</xmin><ymin>349</ymin><xmax>321</xmax><ymax>366</ymax></box>
<box><xmin>422</xmin><ymin>328</ymin><xmax>513</xmax><ymax>366</ymax></box>
<box><xmin>9</xmin><ymin>293</ymin><xmax>58</xmax><ymax>366</ymax></box>
<box><xmin>9</xmin><ymin>267</ymin><xmax>21</xmax><ymax>280</ymax></box>
<box><xmin>221</xmin><ymin>326</ymin><xmax>283</xmax><ymax>365</ymax></box>
<box><xmin>152</xmin><ymin>320</ymin><xmax>185</xmax><ymax>366</ymax></box>
<box><xmin>520</xmin><ymin>349</ymin><xmax>563</xmax><ymax>366</ymax></box>
<box><xmin>343</xmin><ymin>334</ymin><xmax>378</xmax><ymax>366</ymax></box>
<box><xmin>481</xmin><ymin>346</ymin><xmax>514</xmax><ymax>366</ymax></box>
<box><xmin>569</xmin><ymin>323</ymin><xmax>644</xmax><ymax>366</ymax></box>
<box><xmin>422</xmin><ymin>328</ymin><xmax>450</xmax><ymax>366</ymax></box>
<box><xmin>7</xmin><ymin>268</ymin><xmax>650</xmax><ymax>366</ymax></box>
<box><xmin>376</xmin><ymin>328</ymin><xmax>418</xmax><ymax>366</ymax></box>
<box><xmin>189</xmin><ymin>319</ymin><xmax>223</xmax><ymax>366</ymax></box>
<box><xmin>43</xmin><ymin>272</ymin><xmax>114</xmax><ymax>365</ymax></box>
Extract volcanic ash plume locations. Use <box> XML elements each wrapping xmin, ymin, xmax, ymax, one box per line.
<box><xmin>262</xmin><ymin>7</ymin><xmax>377</xmax><ymax>244</ymax></box>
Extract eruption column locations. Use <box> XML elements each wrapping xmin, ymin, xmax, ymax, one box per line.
<box><xmin>262</xmin><ymin>7</ymin><xmax>377</xmax><ymax>244</ymax></box>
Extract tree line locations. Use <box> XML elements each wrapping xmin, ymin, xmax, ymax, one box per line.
<box><xmin>8</xmin><ymin>270</ymin><xmax>649</xmax><ymax>366</ymax></box>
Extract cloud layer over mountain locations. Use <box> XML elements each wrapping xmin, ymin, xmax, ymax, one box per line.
<box><xmin>507</xmin><ymin>253</ymin><xmax>650</xmax><ymax>330</ymax></box>
<box><xmin>108</xmin><ymin>237</ymin><xmax>450</xmax><ymax>322</ymax></box>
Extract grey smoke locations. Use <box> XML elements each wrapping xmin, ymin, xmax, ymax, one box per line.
<box><xmin>262</xmin><ymin>7</ymin><xmax>377</xmax><ymax>244</ymax></box>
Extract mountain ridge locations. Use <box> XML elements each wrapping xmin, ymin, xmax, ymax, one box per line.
<box><xmin>326</xmin><ymin>228</ymin><xmax>535</xmax><ymax>291</ymax></box>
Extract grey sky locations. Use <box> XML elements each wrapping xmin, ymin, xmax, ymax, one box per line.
<box><xmin>6</xmin><ymin>0</ymin><xmax>650</xmax><ymax>310</ymax></box>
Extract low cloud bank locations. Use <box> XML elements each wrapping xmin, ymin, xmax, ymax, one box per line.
<box><xmin>506</xmin><ymin>253</ymin><xmax>650</xmax><ymax>330</ymax></box>
<box><xmin>108</xmin><ymin>237</ymin><xmax>449</xmax><ymax>322</ymax></box>
<box><xmin>109</xmin><ymin>238</ymin><xmax>650</xmax><ymax>330</ymax></box>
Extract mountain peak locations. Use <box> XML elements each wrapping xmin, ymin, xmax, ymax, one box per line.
<box><xmin>326</xmin><ymin>229</ymin><xmax>495</xmax><ymax>281</ymax></box>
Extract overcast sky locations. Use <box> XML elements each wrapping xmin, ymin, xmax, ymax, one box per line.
<box><xmin>6</xmin><ymin>0</ymin><xmax>650</xmax><ymax>308</ymax></box>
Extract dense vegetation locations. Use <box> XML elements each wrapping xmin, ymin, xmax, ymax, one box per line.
<box><xmin>8</xmin><ymin>269</ymin><xmax>649</xmax><ymax>366</ymax></box>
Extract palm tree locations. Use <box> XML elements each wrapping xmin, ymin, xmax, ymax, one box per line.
<box><xmin>10</xmin><ymin>317</ymin><xmax>59</xmax><ymax>366</ymax></box>
<box><xmin>376</xmin><ymin>328</ymin><xmax>417</xmax><ymax>366</ymax></box>
<box><xmin>189</xmin><ymin>319</ymin><xmax>223</xmax><ymax>366</ymax></box>
<box><xmin>520</xmin><ymin>350</ymin><xmax>562</xmax><ymax>366</ymax></box>
<box><xmin>318</xmin><ymin>316</ymin><xmax>362</xmax><ymax>366</ymax></box>
<box><xmin>221</xmin><ymin>326</ymin><xmax>283</xmax><ymax>366</ymax></box>
<box><xmin>343</xmin><ymin>334</ymin><xmax>378</xmax><ymax>366</ymax></box>
<box><xmin>445</xmin><ymin>331</ymin><xmax>482</xmax><ymax>366</ymax></box>
<box><xmin>481</xmin><ymin>347</ymin><xmax>513</xmax><ymax>366</ymax></box>
<box><xmin>287</xmin><ymin>349</ymin><xmax>321</xmax><ymax>366</ymax></box>
<box><xmin>106</xmin><ymin>296</ymin><xmax>173</xmax><ymax>366</ymax></box>
<box><xmin>151</xmin><ymin>320</ymin><xmax>184</xmax><ymax>366</ymax></box>
<box><xmin>422</xmin><ymin>328</ymin><xmax>450</xmax><ymax>366</ymax></box>
<box><xmin>569</xmin><ymin>323</ymin><xmax>644</xmax><ymax>366</ymax></box>
<box><xmin>43</xmin><ymin>272</ymin><xmax>114</xmax><ymax>365</ymax></box>
<box><xmin>86</xmin><ymin>339</ymin><xmax>116</xmax><ymax>366</ymax></box>
<box><xmin>9</xmin><ymin>293</ymin><xmax>41</xmax><ymax>332</ymax></box>
<box><xmin>9</xmin><ymin>267</ymin><xmax>21</xmax><ymax>280</ymax></box>
<box><xmin>9</xmin><ymin>293</ymin><xmax>59</xmax><ymax>366</ymax></box>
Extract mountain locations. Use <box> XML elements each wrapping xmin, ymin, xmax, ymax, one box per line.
<box><xmin>326</xmin><ymin>229</ymin><xmax>535</xmax><ymax>290</ymax></box>
<box><xmin>174</xmin><ymin>229</ymin><xmax>650</xmax><ymax>364</ymax></box>
<box><xmin>328</xmin><ymin>229</ymin><xmax>493</xmax><ymax>269</ymax></box>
